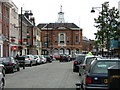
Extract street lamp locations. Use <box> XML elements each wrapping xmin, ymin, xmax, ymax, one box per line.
<box><xmin>91</xmin><ymin>4</ymin><xmax>104</xmax><ymax>57</ymax></box>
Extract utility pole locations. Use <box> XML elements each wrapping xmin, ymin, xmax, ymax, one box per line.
<box><xmin>20</xmin><ymin>7</ymin><xmax>23</xmax><ymax>56</ymax></box>
<box><xmin>91</xmin><ymin>4</ymin><xmax>104</xmax><ymax>57</ymax></box>
<box><xmin>101</xmin><ymin>4</ymin><xmax>104</xmax><ymax>57</ymax></box>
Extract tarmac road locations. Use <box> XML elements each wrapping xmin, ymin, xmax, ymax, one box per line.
<box><xmin>5</xmin><ymin>61</ymin><xmax>80</xmax><ymax>88</ymax></box>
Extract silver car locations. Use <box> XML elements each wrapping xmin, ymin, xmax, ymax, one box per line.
<box><xmin>33</xmin><ymin>55</ymin><xmax>42</xmax><ymax>65</ymax></box>
<box><xmin>25</xmin><ymin>55</ymin><xmax>36</xmax><ymax>66</ymax></box>
<box><xmin>39</xmin><ymin>55</ymin><xmax>47</xmax><ymax>64</ymax></box>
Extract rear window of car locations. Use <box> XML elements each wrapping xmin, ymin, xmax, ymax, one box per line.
<box><xmin>76</xmin><ymin>55</ymin><xmax>85</xmax><ymax>63</ymax></box>
<box><xmin>92</xmin><ymin>61</ymin><xmax>120</xmax><ymax>74</ymax></box>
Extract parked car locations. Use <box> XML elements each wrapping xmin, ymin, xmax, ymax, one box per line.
<box><xmin>33</xmin><ymin>55</ymin><xmax>42</xmax><ymax>65</ymax></box>
<box><xmin>59</xmin><ymin>54</ymin><xmax>71</xmax><ymax>62</ymax></box>
<box><xmin>0</xmin><ymin>64</ymin><xmax>5</xmax><ymax>89</ymax></box>
<box><xmin>39</xmin><ymin>55</ymin><xmax>47</xmax><ymax>64</ymax></box>
<box><xmin>0</xmin><ymin>57</ymin><xmax>20</xmax><ymax>73</ymax></box>
<box><xmin>44</xmin><ymin>55</ymin><xmax>52</xmax><ymax>63</ymax></box>
<box><xmin>80</xmin><ymin>58</ymin><xmax>120</xmax><ymax>90</ymax></box>
<box><xmin>53</xmin><ymin>54</ymin><xmax>60</xmax><ymax>60</ymax></box>
<box><xmin>73</xmin><ymin>54</ymin><xmax>86</xmax><ymax>72</ymax></box>
<box><xmin>17</xmin><ymin>55</ymin><xmax>36</xmax><ymax>67</ymax></box>
<box><xmin>0</xmin><ymin>64</ymin><xmax>5</xmax><ymax>77</ymax></box>
<box><xmin>78</xmin><ymin>55</ymin><xmax>98</xmax><ymax>76</ymax></box>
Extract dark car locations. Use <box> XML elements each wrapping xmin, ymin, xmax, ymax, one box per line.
<box><xmin>44</xmin><ymin>55</ymin><xmax>52</xmax><ymax>63</ymax></box>
<box><xmin>80</xmin><ymin>59</ymin><xmax>120</xmax><ymax>90</ymax></box>
<box><xmin>16</xmin><ymin>55</ymin><xmax>36</xmax><ymax>67</ymax></box>
<box><xmin>59</xmin><ymin>54</ymin><xmax>71</xmax><ymax>62</ymax></box>
<box><xmin>0</xmin><ymin>57</ymin><xmax>20</xmax><ymax>73</ymax></box>
<box><xmin>73</xmin><ymin>54</ymin><xmax>86</xmax><ymax>72</ymax></box>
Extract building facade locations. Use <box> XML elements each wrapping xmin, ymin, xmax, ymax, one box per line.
<box><xmin>19</xmin><ymin>11</ymin><xmax>42</xmax><ymax>55</ymax></box>
<box><xmin>38</xmin><ymin>6</ymin><xmax>83</xmax><ymax>56</ymax></box>
<box><xmin>0</xmin><ymin>0</ymin><xmax>3</xmax><ymax>57</ymax></box>
<box><xmin>2</xmin><ymin>0</ymin><xmax>13</xmax><ymax>57</ymax></box>
<box><xmin>9</xmin><ymin>0</ymin><xmax>19</xmax><ymax>57</ymax></box>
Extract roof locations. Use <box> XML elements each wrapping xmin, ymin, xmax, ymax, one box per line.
<box><xmin>37</xmin><ymin>23</ymin><xmax>81</xmax><ymax>30</ymax></box>
<box><xmin>37</xmin><ymin>23</ymin><xmax>48</xmax><ymax>29</ymax></box>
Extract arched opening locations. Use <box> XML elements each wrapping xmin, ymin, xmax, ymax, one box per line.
<box><xmin>60</xmin><ymin>48</ymin><xmax>64</xmax><ymax>54</ymax></box>
<box><xmin>53</xmin><ymin>48</ymin><xmax>59</xmax><ymax>55</ymax></box>
<box><xmin>66</xmin><ymin>49</ymin><xmax>71</xmax><ymax>55</ymax></box>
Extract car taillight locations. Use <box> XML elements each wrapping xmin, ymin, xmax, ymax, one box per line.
<box><xmin>83</xmin><ymin>64</ymin><xmax>86</xmax><ymax>67</ymax></box>
<box><xmin>74</xmin><ymin>61</ymin><xmax>78</xmax><ymax>65</ymax></box>
<box><xmin>86</xmin><ymin>76</ymin><xmax>92</xmax><ymax>84</ymax></box>
<box><xmin>8</xmin><ymin>63</ymin><xmax>13</xmax><ymax>66</ymax></box>
<box><xmin>28</xmin><ymin>58</ymin><xmax>31</xmax><ymax>60</ymax></box>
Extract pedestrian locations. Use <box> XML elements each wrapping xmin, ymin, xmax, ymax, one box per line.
<box><xmin>15</xmin><ymin>54</ymin><xmax>19</xmax><ymax>59</ymax></box>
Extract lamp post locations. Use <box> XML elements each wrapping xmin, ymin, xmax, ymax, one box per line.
<box><xmin>20</xmin><ymin>7</ymin><xmax>23</xmax><ymax>56</ymax></box>
<box><xmin>47</xmin><ymin>23</ymin><xmax>49</xmax><ymax>55</ymax></box>
<box><xmin>20</xmin><ymin>7</ymin><xmax>33</xmax><ymax>56</ymax></box>
<box><xmin>91</xmin><ymin>4</ymin><xmax>104</xmax><ymax>57</ymax></box>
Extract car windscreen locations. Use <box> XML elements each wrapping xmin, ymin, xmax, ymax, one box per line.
<box><xmin>0</xmin><ymin>57</ymin><xmax>10</xmax><ymax>63</ymax></box>
<box><xmin>76</xmin><ymin>55</ymin><xmax>85</xmax><ymax>63</ymax></box>
<box><xmin>92</xmin><ymin>61</ymin><xmax>120</xmax><ymax>74</ymax></box>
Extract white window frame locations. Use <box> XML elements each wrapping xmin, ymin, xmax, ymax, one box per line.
<box><xmin>58</xmin><ymin>33</ymin><xmax>66</xmax><ymax>46</ymax></box>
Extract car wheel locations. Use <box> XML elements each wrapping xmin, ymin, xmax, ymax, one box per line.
<box><xmin>81</xmin><ymin>82</ymin><xmax>85</xmax><ymax>90</ymax></box>
<box><xmin>73</xmin><ymin>67</ymin><xmax>76</xmax><ymax>72</ymax></box>
<box><xmin>79</xmin><ymin>72</ymin><xmax>81</xmax><ymax>76</ymax></box>
<box><xmin>11</xmin><ymin>68</ymin><xmax>15</xmax><ymax>73</ymax></box>
<box><xmin>30</xmin><ymin>62</ymin><xmax>32</xmax><ymax>67</ymax></box>
<box><xmin>73</xmin><ymin>69</ymin><xmax>76</xmax><ymax>72</ymax></box>
<box><xmin>73</xmin><ymin>68</ymin><xmax>76</xmax><ymax>72</ymax></box>
<box><xmin>36</xmin><ymin>61</ymin><xmax>37</xmax><ymax>65</ymax></box>
<box><xmin>0</xmin><ymin>79</ymin><xmax>5</xmax><ymax>90</ymax></box>
<box><xmin>17</xmin><ymin>67</ymin><xmax>20</xmax><ymax>71</ymax></box>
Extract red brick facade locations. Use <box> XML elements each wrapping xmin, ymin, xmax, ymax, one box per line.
<box><xmin>38</xmin><ymin>23</ymin><xmax>83</xmax><ymax>55</ymax></box>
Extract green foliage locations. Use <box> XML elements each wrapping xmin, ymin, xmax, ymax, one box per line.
<box><xmin>94</xmin><ymin>1</ymin><xmax>120</xmax><ymax>50</ymax></box>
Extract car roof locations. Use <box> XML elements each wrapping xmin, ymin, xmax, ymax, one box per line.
<box><xmin>85</xmin><ymin>55</ymin><xmax>95</xmax><ymax>58</ymax></box>
<box><xmin>76</xmin><ymin>54</ymin><xmax>86</xmax><ymax>56</ymax></box>
<box><xmin>96</xmin><ymin>58</ymin><xmax>120</xmax><ymax>61</ymax></box>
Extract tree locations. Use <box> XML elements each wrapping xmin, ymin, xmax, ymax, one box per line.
<box><xmin>94</xmin><ymin>1</ymin><xmax>120</xmax><ymax>51</ymax></box>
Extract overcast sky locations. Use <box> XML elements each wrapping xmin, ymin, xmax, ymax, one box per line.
<box><xmin>12</xmin><ymin>0</ymin><xmax>120</xmax><ymax>40</ymax></box>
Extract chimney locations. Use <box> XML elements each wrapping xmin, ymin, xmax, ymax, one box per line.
<box><xmin>24</xmin><ymin>11</ymin><xmax>30</xmax><ymax>19</ymax></box>
<box><xmin>30</xmin><ymin>17</ymin><xmax>35</xmax><ymax>25</ymax></box>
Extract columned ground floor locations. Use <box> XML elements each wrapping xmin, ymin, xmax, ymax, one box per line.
<box><xmin>42</xmin><ymin>48</ymin><xmax>82</xmax><ymax>56</ymax></box>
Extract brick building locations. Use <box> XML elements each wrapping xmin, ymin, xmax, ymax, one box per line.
<box><xmin>38</xmin><ymin>6</ymin><xmax>83</xmax><ymax>56</ymax></box>
<box><xmin>19</xmin><ymin>11</ymin><xmax>41</xmax><ymax>56</ymax></box>
<box><xmin>2</xmin><ymin>0</ymin><xmax>13</xmax><ymax>57</ymax></box>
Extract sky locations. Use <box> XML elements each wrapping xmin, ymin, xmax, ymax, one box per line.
<box><xmin>12</xmin><ymin>0</ymin><xmax>120</xmax><ymax>40</ymax></box>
